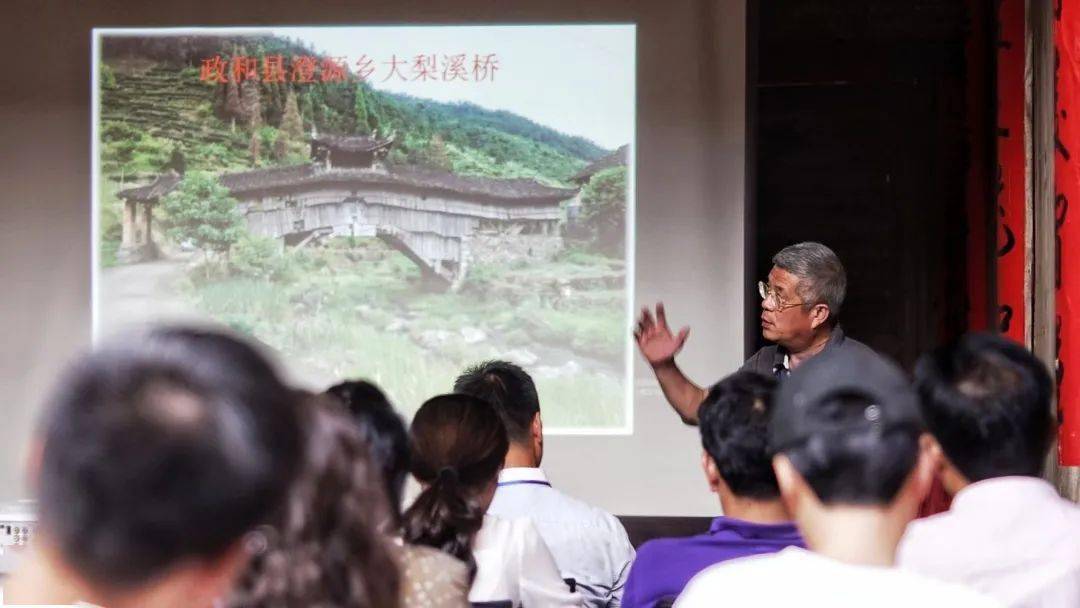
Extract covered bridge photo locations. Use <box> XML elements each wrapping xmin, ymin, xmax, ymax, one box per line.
<box><xmin>117</xmin><ymin>133</ymin><xmax>579</xmax><ymax>288</ymax></box>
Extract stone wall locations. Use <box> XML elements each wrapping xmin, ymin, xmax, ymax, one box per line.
<box><xmin>466</xmin><ymin>230</ymin><xmax>563</xmax><ymax>266</ymax></box>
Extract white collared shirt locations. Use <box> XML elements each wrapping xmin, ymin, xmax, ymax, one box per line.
<box><xmin>487</xmin><ymin>468</ymin><xmax>635</xmax><ymax>607</ymax></box>
<box><xmin>676</xmin><ymin>546</ymin><xmax>1000</xmax><ymax>607</ymax></box>
<box><xmin>471</xmin><ymin>514</ymin><xmax>582</xmax><ymax>607</ymax></box>
<box><xmin>898</xmin><ymin>476</ymin><xmax>1080</xmax><ymax>607</ymax></box>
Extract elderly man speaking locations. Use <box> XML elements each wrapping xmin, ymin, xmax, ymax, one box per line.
<box><xmin>635</xmin><ymin>241</ymin><xmax>878</xmax><ymax>425</ymax></box>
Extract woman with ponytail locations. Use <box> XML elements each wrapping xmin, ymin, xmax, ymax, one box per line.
<box><xmin>403</xmin><ymin>394</ymin><xmax>582</xmax><ymax>607</ymax></box>
<box><xmin>327</xmin><ymin>380</ymin><xmax>471</xmax><ymax>607</ymax></box>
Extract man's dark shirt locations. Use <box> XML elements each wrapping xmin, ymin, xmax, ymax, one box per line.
<box><xmin>740</xmin><ymin>325</ymin><xmax>878</xmax><ymax>379</ymax></box>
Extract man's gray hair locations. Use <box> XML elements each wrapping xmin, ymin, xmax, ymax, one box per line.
<box><xmin>772</xmin><ymin>242</ymin><xmax>846</xmax><ymax>322</ymax></box>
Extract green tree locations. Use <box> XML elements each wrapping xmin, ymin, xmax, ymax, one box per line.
<box><xmin>281</xmin><ymin>88</ymin><xmax>303</xmax><ymax>139</ymax></box>
<box><xmin>580</xmin><ymin>166</ymin><xmax>627</xmax><ymax>256</ymax></box>
<box><xmin>248</xmin><ymin>98</ymin><xmax>264</xmax><ymax>165</ymax></box>
<box><xmin>272</xmin><ymin>135</ymin><xmax>287</xmax><ymax>161</ymax></box>
<box><xmin>162</xmin><ymin>145</ymin><xmax>186</xmax><ymax>175</ymax></box>
<box><xmin>159</xmin><ymin>172</ymin><xmax>245</xmax><ymax>274</ymax></box>
<box><xmin>249</xmin><ymin>130</ymin><xmax>262</xmax><ymax>165</ymax></box>
<box><xmin>417</xmin><ymin>134</ymin><xmax>452</xmax><ymax>171</ymax></box>
<box><xmin>230</xmin><ymin>234</ymin><xmax>296</xmax><ymax>282</ymax></box>
<box><xmin>240</xmin><ymin>78</ymin><xmax>261</xmax><ymax>127</ymax></box>
<box><xmin>99</xmin><ymin>63</ymin><xmax>117</xmax><ymax>90</ymax></box>
<box><xmin>225</xmin><ymin>77</ymin><xmax>241</xmax><ymax>122</ymax></box>
<box><xmin>354</xmin><ymin>83</ymin><xmax>372</xmax><ymax>134</ymax></box>
<box><xmin>102</xmin><ymin>139</ymin><xmax>137</xmax><ymax>180</ymax></box>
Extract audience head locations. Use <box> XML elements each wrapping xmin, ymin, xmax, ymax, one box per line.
<box><xmin>35</xmin><ymin>326</ymin><xmax>303</xmax><ymax>606</ymax></box>
<box><xmin>769</xmin><ymin>349</ymin><xmax>933</xmax><ymax>534</ymax></box>
<box><xmin>325</xmin><ymin>380</ymin><xmax>410</xmax><ymax>522</ymax></box>
<box><xmin>401</xmin><ymin>393</ymin><xmax>509</xmax><ymax>579</ymax></box>
<box><xmin>913</xmin><ymin>332</ymin><xmax>1054</xmax><ymax>493</ymax></box>
<box><xmin>454</xmin><ymin>360</ymin><xmax>542</xmax><ymax>465</ymax></box>
<box><xmin>225</xmin><ymin>396</ymin><xmax>400</xmax><ymax>608</ymax></box>
<box><xmin>698</xmin><ymin>371</ymin><xmax>781</xmax><ymax>501</ymax></box>
<box><xmin>763</xmin><ymin>242</ymin><xmax>846</xmax><ymax>345</ymax></box>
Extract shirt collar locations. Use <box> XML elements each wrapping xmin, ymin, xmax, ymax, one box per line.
<box><xmin>708</xmin><ymin>515</ymin><xmax>802</xmax><ymax>540</ymax></box>
<box><xmin>498</xmin><ymin>467</ymin><xmax>549</xmax><ymax>484</ymax></box>
<box><xmin>950</xmin><ymin>476</ymin><xmax>1062</xmax><ymax>514</ymax></box>
<box><xmin>774</xmin><ymin>325</ymin><xmax>845</xmax><ymax>367</ymax></box>
<box><xmin>825</xmin><ymin>324</ymin><xmax>846</xmax><ymax>349</ymax></box>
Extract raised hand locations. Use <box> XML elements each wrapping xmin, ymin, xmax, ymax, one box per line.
<box><xmin>634</xmin><ymin>302</ymin><xmax>690</xmax><ymax>368</ymax></box>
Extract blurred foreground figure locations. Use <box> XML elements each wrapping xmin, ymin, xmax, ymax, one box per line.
<box><xmin>223</xmin><ymin>395</ymin><xmax>401</xmax><ymax>608</ymax></box>
<box><xmin>900</xmin><ymin>333</ymin><xmax>1080</xmax><ymax>607</ymax></box>
<box><xmin>676</xmin><ymin>349</ymin><xmax>1000</xmax><ymax>607</ymax></box>
<box><xmin>622</xmin><ymin>371</ymin><xmax>803</xmax><ymax>608</ymax></box>
<box><xmin>4</xmin><ymin>327</ymin><xmax>303</xmax><ymax>607</ymax></box>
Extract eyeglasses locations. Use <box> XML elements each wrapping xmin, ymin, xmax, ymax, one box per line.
<box><xmin>758</xmin><ymin>280</ymin><xmax>806</xmax><ymax>312</ymax></box>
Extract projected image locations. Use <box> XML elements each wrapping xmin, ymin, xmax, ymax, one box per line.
<box><xmin>93</xmin><ymin>26</ymin><xmax>635</xmax><ymax>431</ymax></box>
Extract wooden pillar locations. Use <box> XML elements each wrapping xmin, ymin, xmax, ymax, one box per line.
<box><xmin>143</xmin><ymin>201</ymin><xmax>154</xmax><ymax>246</ymax></box>
<box><xmin>121</xmin><ymin>199</ymin><xmax>136</xmax><ymax>248</ymax></box>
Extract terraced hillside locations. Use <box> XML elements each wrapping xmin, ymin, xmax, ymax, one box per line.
<box><xmin>102</xmin><ymin>64</ymin><xmax>240</xmax><ymax>151</ymax></box>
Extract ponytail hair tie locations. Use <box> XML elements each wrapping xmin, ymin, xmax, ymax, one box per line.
<box><xmin>437</xmin><ymin>466</ymin><xmax>459</xmax><ymax>484</ymax></box>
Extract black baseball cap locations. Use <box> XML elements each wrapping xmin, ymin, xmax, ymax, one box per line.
<box><xmin>770</xmin><ymin>348</ymin><xmax>924</xmax><ymax>451</ymax></box>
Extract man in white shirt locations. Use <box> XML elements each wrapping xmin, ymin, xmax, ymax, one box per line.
<box><xmin>676</xmin><ymin>348</ymin><xmax>999</xmax><ymax>607</ymax></box>
<box><xmin>455</xmin><ymin>361</ymin><xmax>635</xmax><ymax>607</ymax></box>
<box><xmin>898</xmin><ymin>333</ymin><xmax>1080</xmax><ymax>607</ymax></box>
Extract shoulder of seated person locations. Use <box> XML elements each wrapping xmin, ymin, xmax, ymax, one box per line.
<box><xmin>489</xmin><ymin>513</ymin><xmax>540</xmax><ymax>536</ymax></box>
<box><xmin>679</xmin><ymin>552</ymin><xmax>779</xmax><ymax>598</ymax></box>
<box><xmin>896</xmin><ymin>511</ymin><xmax>957</xmax><ymax>560</ymax></box>
<box><xmin>403</xmin><ymin>542</ymin><xmax>468</xmax><ymax>570</ymax></box>
<box><xmin>700</xmin><ymin>548</ymin><xmax>781</xmax><ymax>575</ymax></box>
<box><xmin>633</xmin><ymin>537</ymin><xmax>685</xmax><ymax>561</ymax></box>
<box><xmin>556</xmin><ymin>491</ymin><xmax>625</xmax><ymax>528</ymax></box>
<box><xmin>897</xmin><ymin>570</ymin><xmax>1003</xmax><ymax>606</ymax></box>
<box><xmin>525</xmin><ymin>487</ymin><xmax>607</xmax><ymax>521</ymax></box>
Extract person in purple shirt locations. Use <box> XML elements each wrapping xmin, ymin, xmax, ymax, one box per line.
<box><xmin>622</xmin><ymin>371</ymin><xmax>805</xmax><ymax>608</ymax></box>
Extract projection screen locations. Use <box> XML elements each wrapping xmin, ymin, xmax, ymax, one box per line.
<box><xmin>93</xmin><ymin>25</ymin><xmax>635</xmax><ymax>434</ymax></box>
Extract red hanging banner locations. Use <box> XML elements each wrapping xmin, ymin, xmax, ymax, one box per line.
<box><xmin>997</xmin><ymin>0</ymin><xmax>1028</xmax><ymax>346</ymax></box>
<box><xmin>1055</xmin><ymin>0</ymin><xmax>1080</xmax><ymax>465</ymax></box>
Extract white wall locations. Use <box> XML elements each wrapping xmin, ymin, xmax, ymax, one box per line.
<box><xmin>544</xmin><ymin>3</ymin><xmax>746</xmax><ymax>516</ymax></box>
<box><xmin>0</xmin><ymin>0</ymin><xmax>745</xmax><ymax>516</ymax></box>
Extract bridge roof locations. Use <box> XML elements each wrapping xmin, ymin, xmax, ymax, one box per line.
<box><xmin>116</xmin><ymin>171</ymin><xmax>182</xmax><ymax>202</ymax></box>
<box><xmin>571</xmin><ymin>144</ymin><xmax>629</xmax><ymax>184</ymax></box>
<box><xmin>118</xmin><ymin>164</ymin><xmax>578</xmax><ymax>205</ymax></box>
<box><xmin>221</xmin><ymin>164</ymin><xmax>578</xmax><ymax>204</ymax></box>
<box><xmin>310</xmin><ymin>134</ymin><xmax>393</xmax><ymax>153</ymax></box>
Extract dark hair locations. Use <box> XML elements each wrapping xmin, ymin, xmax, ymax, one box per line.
<box><xmin>914</xmin><ymin>332</ymin><xmax>1054</xmax><ymax>481</ymax></box>
<box><xmin>37</xmin><ymin>326</ymin><xmax>303</xmax><ymax>589</ymax></box>
<box><xmin>401</xmin><ymin>394</ymin><xmax>508</xmax><ymax>580</ymax></box>
<box><xmin>225</xmin><ymin>396</ymin><xmax>400</xmax><ymax>608</ymax></box>
<box><xmin>781</xmin><ymin>391</ymin><xmax>920</xmax><ymax>505</ymax></box>
<box><xmin>325</xmin><ymin>380</ymin><xmax>409</xmax><ymax>523</ymax></box>
<box><xmin>699</xmin><ymin>371</ymin><xmax>780</xmax><ymax>499</ymax></box>
<box><xmin>453</xmin><ymin>360</ymin><xmax>539</xmax><ymax>443</ymax></box>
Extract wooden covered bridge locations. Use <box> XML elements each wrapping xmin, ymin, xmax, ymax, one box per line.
<box><xmin>117</xmin><ymin>134</ymin><xmax>578</xmax><ymax>287</ymax></box>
